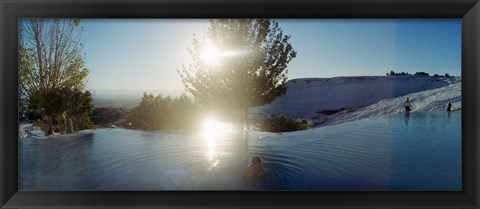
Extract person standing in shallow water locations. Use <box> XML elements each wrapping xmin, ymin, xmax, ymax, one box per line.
<box><xmin>404</xmin><ymin>98</ymin><xmax>412</xmax><ymax>114</ymax></box>
<box><xmin>447</xmin><ymin>101</ymin><xmax>453</xmax><ymax>111</ymax></box>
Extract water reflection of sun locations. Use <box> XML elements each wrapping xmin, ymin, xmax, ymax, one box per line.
<box><xmin>201</xmin><ymin>117</ymin><xmax>234</xmax><ymax>171</ymax></box>
<box><xmin>202</xmin><ymin>117</ymin><xmax>221</xmax><ymax>171</ymax></box>
<box><xmin>202</xmin><ymin>117</ymin><xmax>218</xmax><ymax>138</ymax></box>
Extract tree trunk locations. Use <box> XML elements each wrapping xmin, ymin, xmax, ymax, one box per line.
<box><xmin>47</xmin><ymin>116</ymin><xmax>54</xmax><ymax>135</ymax></box>
<box><xmin>63</xmin><ymin>114</ymin><xmax>68</xmax><ymax>133</ymax></box>
<box><xmin>56</xmin><ymin>116</ymin><xmax>64</xmax><ymax>134</ymax></box>
<box><xmin>69</xmin><ymin>118</ymin><xmax>74</xmax><ymax>133</ymax></box>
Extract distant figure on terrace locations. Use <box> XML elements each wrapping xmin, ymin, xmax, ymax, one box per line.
<box><xmin>243</xmin><ymin>156</ymin><xmax>265</xmax><ymax>181</ymax></box>
<box><xmin>404</xmin><ymin>97</ymin><xmax>412</xmax><ymax>114</ymax></box>
<box><xmin>447</xmin><ymin>101</ymin><xmax>453</xmax><ymax>111</ymax></box>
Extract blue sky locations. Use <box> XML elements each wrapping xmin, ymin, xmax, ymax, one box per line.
<box><xmin>82</xmin><ymin>19</ymin><xmax>461</xmax><ymax>91</ymax></box>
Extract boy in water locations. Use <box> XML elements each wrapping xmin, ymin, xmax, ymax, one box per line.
<box><xmin>243</xmin><ymin>156</ymin><xmax>265</xmax><ymax>181</ymax></box>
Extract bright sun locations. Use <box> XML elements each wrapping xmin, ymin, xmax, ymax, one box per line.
<box><xmin>201</xmin><ymin>41</ymin><xmax>219</xmax><ymax>65</ymax></box>
<box><xmin>200</xmin><ymin>41</ymin><xmax>249</xmax><ymax>66</ymax></box>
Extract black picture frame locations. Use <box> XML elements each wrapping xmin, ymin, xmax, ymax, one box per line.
<box><xmin>1</xmin><ymin>0</ymin><xmax>479</xmax><ymax>208</ymax></box>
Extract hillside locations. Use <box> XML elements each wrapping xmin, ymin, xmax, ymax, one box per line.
<box><xmin>322</xmin><ymin>80</ymin><xmax>460</xmax><ymax>127</ymax></box>
<box><xmin>250</xmin><ymin>75</ymin><xmax>461</xmax><ymax>127</ymax></box>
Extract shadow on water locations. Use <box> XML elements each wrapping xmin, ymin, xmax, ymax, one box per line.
<box><xmin>19</xmin><ymin>112</ymin><xmax>461</xmax><ymax>191</ymax></box>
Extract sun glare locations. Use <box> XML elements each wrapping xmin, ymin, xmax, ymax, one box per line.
<box><xmin>201</xmin><ymin>42</ymin><xmax>219</xmax><ymax>65</ymax></box>
<box><xmin>201</xmin><ymin>41</ymin><xmax>249</xmax><ymax>66</ymax></box>
<box><xmin>202</xmin><ymin>117</ymin><xmax>220</xmax><ymax>163</ymax></box>
<box><xmin>202</xmin><ymin>117</ymin><xmax>218</xmax><ymax>137</ymax></box>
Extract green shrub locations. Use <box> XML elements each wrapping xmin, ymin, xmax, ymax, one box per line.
<box><xmin>72</xmin><ymin>113</ymin><xmax>94</xmax><ymax>131</ymax></box>
<box><xmin>258</xmin><ymin>115</ymin><xmax>308</xmax><ymax>132</ymax></box>
<box><xmin>126</xmin><ymin>93</ymin><xmax>200</xmax><ymax>130</ymax></box>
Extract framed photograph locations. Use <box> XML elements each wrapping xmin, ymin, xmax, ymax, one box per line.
<box><xmin>1</xmin><ymin>0</ymin><xmax>479</xmax><ymax>208</ymax></box>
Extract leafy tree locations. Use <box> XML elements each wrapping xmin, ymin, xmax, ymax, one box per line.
<box><xmin>126</xmin><ymin>93</ymin><xmax>199</xmax><ymax>130</ymax></box>
<box><xmin>169</xmin><ymin>94</ymin><xmax>200</xmax><ymax>129</ymax></box>
<box><xmin>178</xmin><ymin>19</ymin><xmax>297</xmax><ymax>128</ymax></box>
<box><xmin>63</xmin><ymin>89</ymin><xmax>94</xmax><ymax>132</ymax></box>
<box><xmin>127</xmin><ymin>93</ymin><xmax>161</xmax><ymax>130</ymax></box>
<box><xmin>19</xmin><ymin>19</ymin><xmax>90</xmax><ymax>135</ymax></box>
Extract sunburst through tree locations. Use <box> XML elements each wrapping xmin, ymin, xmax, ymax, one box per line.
<box><xmin>178</xmin><ymin>19</ymin><xmax>297</xmax><ymax>128</ymax></box>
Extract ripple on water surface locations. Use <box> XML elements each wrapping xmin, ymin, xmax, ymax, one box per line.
<box><xmin>19</xmin><ymin>111</ymin><xmax>461</xmax><ymax>190</ymax></box>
